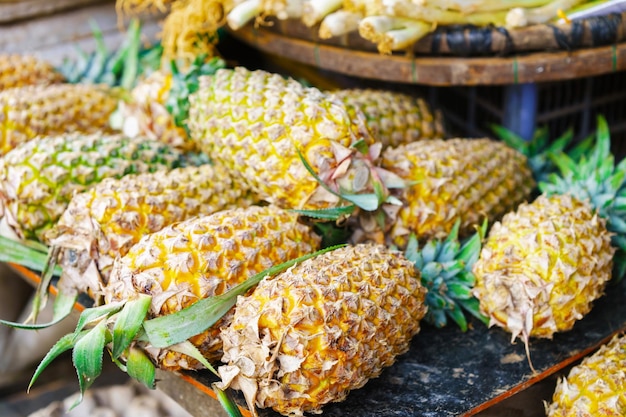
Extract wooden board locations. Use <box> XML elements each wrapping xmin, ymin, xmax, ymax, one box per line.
<box><xmin>0</xmin><ymin>0</ymin><xmax>106</xmax><ymax>23</ymax></box>
<box><xmin>229</xmin><ymin>25</ymin><xmax>626</xmax><ymax>86</ymax></box>
<box><xmin>0</xmin><ymin>0</ymin><xmax>164</xmax><ymax>66</ymax></box>
<box><xmin>259</xmin><ymin>14</ymin><xmax>626</xmax><ymax>57</ymax></box>
<box><xmin>9</xmin><ymin>263</ymin><xmax>626</xmax><ymax>417</ymax></box>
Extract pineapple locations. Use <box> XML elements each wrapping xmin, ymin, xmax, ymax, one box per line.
<box><xmin>103</xmin><ymin>205</ymin><xmax>321</xmax><ymax>368</ymax></box>
<box><xmin>117</xmin><ymin>56</ymin><xmax>225</xmax><ymax>152</ymax></box>
<box><xmin>43</xmin><ymin>163</ymin><xmax>255</xmax><ymax>302</ymax></box>
<box><xmin>404</xmin><ymin>220</ymin><xmax>488</xmax><ymax>331</ymax></box>
<box><xmin>217</xmin><ymin>243</ymin><xmax>427</xmax><ymax>417</ymax></box>
<box><xmin>0</xmin><ymin>133</ymin><xmax>186</xmax><ymax>242</ymax></box>
<box><xmin>545</xmin><ymin>333</ymin><xmax>626</xmax><ymax>417</ymax></box>
<box><xmin>472</xmin><ymin>116</ymin><xmax>624</xmax><ymax>366</ymax></box>
<box><xmin>352</xmin><ymin>138</ymin><xmax>535</xmax><ymax>247</ymax></box>
<box><xmin>329</xmin><ymin>88</ymin><xmax>445</xmax><ymax>148</ymax></box>
<box><xmin>0</xmin><ymin>84</ymin><xmax>119</xmax><ymax>155</ymax></box>
<box><xmin>187</xmin><ymin>66</ymin><xmax>396</xmax><ymax>211</ymax></box>
<box><xmin>0</xmin><ymin>54</ymin><xmax>64</xmax><ymax>90</ymax></box>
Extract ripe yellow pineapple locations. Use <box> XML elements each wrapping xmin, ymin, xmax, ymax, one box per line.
<box><xmin>329</xmin><ymin>88</ymin><xmax>444</xmax><ymax>148</ymax></box>
<box><xmin>352</xmin><ymin>138</ymin><xmax>535</xmax><ymax>247</ymax></box>
<box><xmin>0</xmin><ymin>84</ymin><xmax>118</xmax><ymax>155</ymax></box>
<box><xmin>43</xmin><ymin>163</ymin><xmax>255</xmax><ymax>302</ymax></box>
<box><xmin>0</xmin><ymin>132</ymin><xmax>186</xmax><ymax>242</ymax></box>
<box><xmin>187</xmin><ymin>66</ymin><xmax>394</xmax><ymax>211</ymax></box>
<box><xmin>545</xmin><ymin>333</ymin><xmax>626</xmax><ymax>417</ymax></box>
<box><xmin>217</xmin><ymin>243</ymin><xmax>427</xmax><ymax>417</ymax></box>
<box><xmin>0</xmin><ymin>54</ymin><xmax>64</xmax><ymax>90</ymax></box>
<box><xmin>472</xmin><ymin>117</ymin><xmax>624</xmax><ymax>366</ymax></box>
<box><xmin>104</xmin><ymin>205</ymin><xmax>321</xmax><ymax>368</ymax></box>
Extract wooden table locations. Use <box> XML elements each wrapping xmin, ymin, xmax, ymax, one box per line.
<box><xmin>10</xmin><ymin>262</ymin><xmax>626</xmax><ymax>417</ymax></box>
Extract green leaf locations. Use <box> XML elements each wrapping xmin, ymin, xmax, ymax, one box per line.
<box><xmin>169</xmin><ymin>341</ymin><xmax>218</xmax><ymax>375</ymax></box>
<box><xmin>144</xmin><ymin>245</ymin><xmax>345</xmax><ymax>348</ymax></box>
<box><xmin>491</xmin><ymin>124</ymin><xmax>527</xmax><ymax>154</ymax></box>
<box><xmin>29</xmin><ymin>332</ymin><xmax>80</xmax><ymax>391</ymax></box>
<box><xmin>458</xmin><ymin>298</ymin><xmax>489</xmax><ymax>325</ymax></box>
<box><xmin>609</xmin><ymin>215</ymin><xmax>626</xmax><ymax>235</ymax></box>
<box><xmin>420</xmin><ymin>239</ymin><xmax>439</xmax><ymax>264</ymax></box>
<box><xmin>126</xmin><ymin>346</ymin><xmax>156</xmax><ymax>389</ymax></box>
<box><xmin>340</xmin><ymin>193</ymin><xmax>380</xmax><ymax>211</ymax></box>
<box><xmin>75</xmin><ymin>301</ymin><xmax>125</xmax><ymax>334</ymax></box>
<box><xmin>545</xmin><ymin>127</ymin><xmax>573</xmax><ymax>154</ymax></box>
<box><xmin>446</xmin><ymin>282</ymin><xmax>472</xmax><ymax>299</ymax></box>
<box><xmin>549</xmin><ymin>152</ymin><xmax>577</xmax><ymax>178</ymax></box>
<box><xmin>213</xmin><ymin>384</ymin><xmax>245</xmax><ymax>417</ymax></box>
<box><xmin>291</xmin><ymin>206</ymin><xmax>355</xmax><ymax>220</ymax></box>
<box><xmin>72</xmin><ymin>320</ymin><xmax>109</xmax><ymax>406</ymax></box>
<box><xmin>112</xmin><ymin>294</ymin><xmax>152</xmax><ymax>359</ymax></box>
<box><xmin>420</xmin><ymin>262</ymin><xmax>443</xmax><ymax>281</ymax></box>
<box><xmin>3</xmin><ymin>290</ymin><xmax>78</xmax><ymax>330</ymax></box>
<box><xmin>404</xmin><ymin>234</ymin><xmax>421</xmax><ymax>266</ymax></box>
<box><xmin>447</xmin><ymin>304</ymin><xmax>468</xmax><ymax>332</ymax></box>
<box><xmin>350</xmin><ymin>139</ymin><xmax>369</xmax><ymax>155</ymax></box>
<box><xmin>27</xmin><ymin>246</ymin><xmax>61</xmax><ymax>324</ymax></box>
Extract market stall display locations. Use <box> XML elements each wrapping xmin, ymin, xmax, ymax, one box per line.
<box><xmin>1</xmin><ymin>1</ymin><xmax>626</xmax><ymax>416</ymax></box>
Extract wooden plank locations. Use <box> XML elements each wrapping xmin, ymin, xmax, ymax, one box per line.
<box><xmin>0</xmin><ymin>0</ymin><xmax>105</xmax><ymax>23</ymax></box>
<box><xmin>0</xmin><ymin>1</ymin><xmax>164</xmax><ymax>65</ymax></box>
<box><xmin>229</xmin><ymin>25</ymin><xmax>626</xmax><ymax>86</ymax></box>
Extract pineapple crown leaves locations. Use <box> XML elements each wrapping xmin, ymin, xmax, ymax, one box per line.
<box><xmin>27</xmin><ymin>245</ymin><xmax>344</xmax><ymax>415</ymax></box>
<box><xmin>404</xmin><ymin>219</ymin><xmax>489</xmax><ymax>332</ymax></box>
<box><xmin>539</xmin><ymin>115</ymin><xmax>626</xmax><ymax>277</ymax></box>
<box><xmin>295</xmin><ymin>146</ymin><xmax>404</xmax><ymax>219</ymax></box>
<box><xmin>58</xmin><ymin>18</ymin><xmax>162</xmax><ymax>89</ymax></box>
<box><xmin>164</xmin><ymin>54</ymin><xmax>226</xmax><ymax>129</ymax></box>
<box><xmin>491</xmin><ymin>123</ymin><xmax>592</xmax><ymax>184</ymax></box>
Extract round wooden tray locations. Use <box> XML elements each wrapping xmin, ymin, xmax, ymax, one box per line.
<box><xmin>229</xmin><ymin>25</ymin><xmax>626</xmax><ymax>86</ymax></box>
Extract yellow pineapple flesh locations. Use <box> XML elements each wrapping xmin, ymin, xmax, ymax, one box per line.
<box><xmin>188</xmin><ymin>66</ymin><xmax>384</xmax><ymax>211</ymax></box>
<box><xmin>44</xmin><ymin>163</ymin><xmax>255</xmax><ymax>300</ymax></box>
<box><xmin>0</xmin><ymin>54</ymin><xmax>64</xmax><ymax>90</ymax></box>
<box><xmin>104</xmin><ymin>205</ymin><xmax>321</xmax><ymax>369</ymax></box>
<box><xmin>217</xmin><ymin>243</ymin><xmax>427</xmax><ymax>417</ymax></box>
<box><xmin>472</xmin><ymin>194</ymin><xmax>614</xmax><ymax>348</ymax></box>
<box><xmin>355</xmin><ymin>138</ymin><xmax>535</xmax><ymax>247</ymax></box>
<box><xmin>546</xmin><ymin>333</ymin><xmax>626</xmax><ymax>417</ymax></box>
<box><xmin>329</xmin><ymin>88</ymin><xmax>444</xmax><ymax>148</ymax></box>
<box><xmin>0</xmin><ymin>84</ymin><xmax>117</xmax><ymax>155</ymax></box>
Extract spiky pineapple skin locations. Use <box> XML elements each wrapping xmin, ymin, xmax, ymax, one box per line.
<box><xmin>357</xmin><ymin>138</ymin><xmax>535</xmax><ymax>246</ymax></box>
<box><xmin>104</xmin><ymin>206</ymin><xmax>321</xmax><ymax>370</ymax></box>
<box><xmin>218</xmin><ymin>244</ymin><xmax>427</xmax><ymax>417</ymax></box>
<box><xmin>44</xmin><ymin>163</ymin><xmax>254</xmax><ymax>297</ymax></box>
<box><xmin>0</xmin><ymin>83</ymin><xmax>117</xmax><ymax>155</ymax></box>
<box><xmin>329</xmin><ymin>88</ymin><xmax>444</xmax><ymax>148</ymax></box>
<box><xmin>472</xmin><ymin>194</ymin><xmax>614</xmax><ymax>343</ymax></box>
<box><xmin>0</xmin><ymin>133</ymin><xmax>185</xmax><ymax>241</ymax></box>
<box><xmin>187</xmin><ymin>67</ymin><xmax>376</xmax><ymax>210</ymax></box>
<box><xmin>0</xmin><ymin>54</ymin><xmax>64</xmax><ymax>90</ymax></box>
<box><xmin>546</xmin><ymin>333</ymin><xmax>626</xmax><ymax>417</ymax></box>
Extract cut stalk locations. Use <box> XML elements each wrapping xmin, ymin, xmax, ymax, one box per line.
<box><xmin>302</xmin><ymin>0</ymin><xmax>343</xmax><ymax>27</ymax></box>
<box><xmin>506</xmin><ymin>0</ymin><xmax>587</xmax><ymax>27</ymax></box>
<box><xmin>227</xmin><ymin>0</ymin><xmax>261</xmax><ymax>30</ymax></box>
<box><xmin>379</xmin><ymin>20</ymin><xmax>433</xmax><ymax>54</ymax></box>
<box><xmin>382</xmin><ymin>0</ymin><xmax>509</xmax><ymax>26</ymax></box>
<box><xmin>319</xmin><ymin>10</ymin><xmax>363</xmax><ymax>38</ymax></box>
<box><xmin>420</xmin><ymin>0</ymin><xmax>552</xmax><ymax>13</ymax></box>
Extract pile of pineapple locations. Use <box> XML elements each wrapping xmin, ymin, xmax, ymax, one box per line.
<box><xmin>1</xmin><ymin>20</ymin><xmax>625</xmax><ymax>417</ymax></box>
